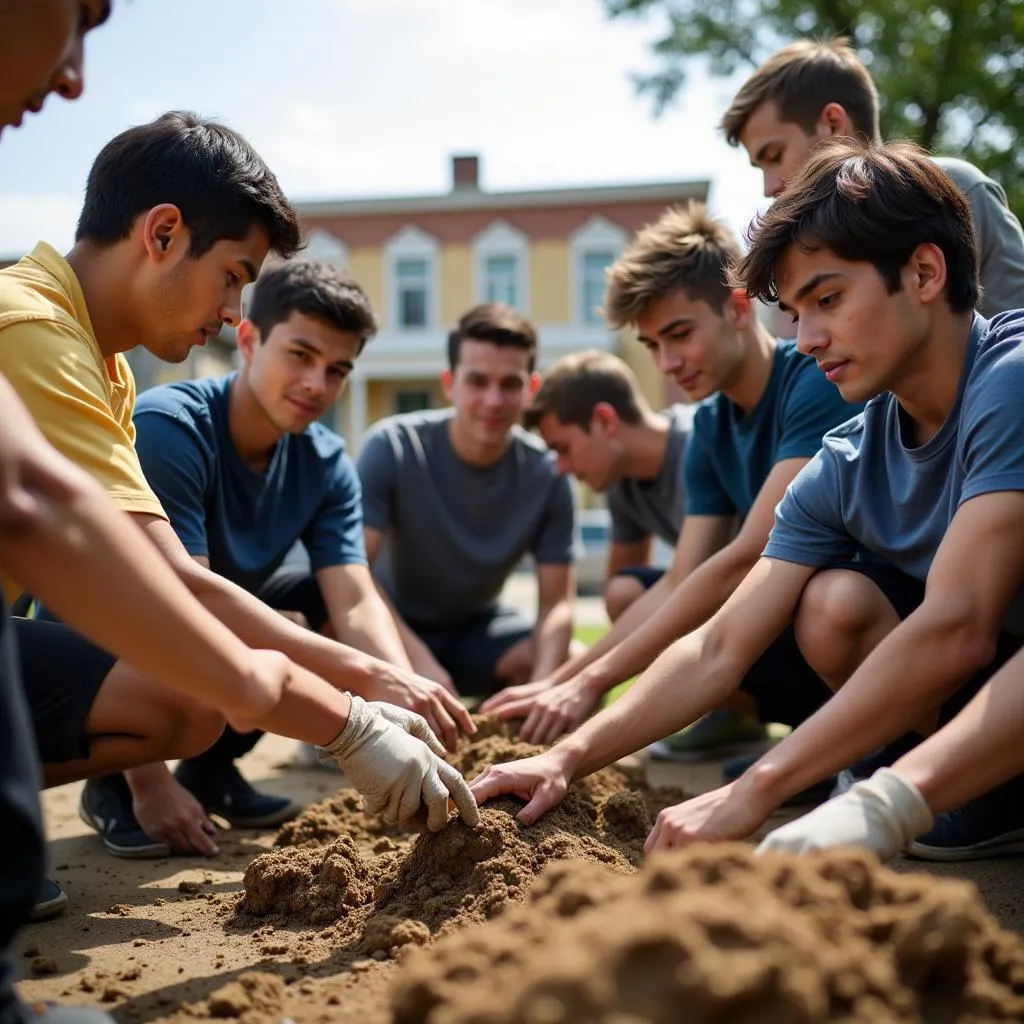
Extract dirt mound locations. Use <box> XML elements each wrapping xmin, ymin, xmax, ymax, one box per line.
<box><xmin>391</xmin><ymin>845</ymin><xmax>1024</xmax><ymax>1023</ymax></box>
<box><xmin>274</xmin><ymin>788</ymin><xmax>411</xmax><ymax>855</ymax></box>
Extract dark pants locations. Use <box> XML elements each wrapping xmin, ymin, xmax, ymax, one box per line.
<box><xmin>181</xmin><ymin>567</ymin><xmax>329</xmax><ymax>769</ymax></box>
<box><xmin>0</xmin><ymin>595</ymin><xmax>44</xmax><ymax>1024</ymax></box>
<box><xmin>613</xmin><ymin>565</ymin><xmax>665</xmax><ymax>591</ymax></box>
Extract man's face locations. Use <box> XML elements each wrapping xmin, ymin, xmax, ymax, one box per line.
<box><xmin>776</xmin><ymin>245</ymin><xmax>928</xmax><ymax>403</ymax></box>
<box><xmin>0</xmin><ymin>0</ymin><xmax>110</xmax><ymax>133</ymax></box>
<box><xmin>239</xmin><ymin>311</ymin><xmax>360</xmax><ymax>436</ymax></box>
<box><xmin>143</xmin><ymin>225</ymin><xmax>271</xmax><ymax>364</ymax></box>
<box><xmin>536</xmin><ymin>411</ymin><xmax>622</xmax><ymax>491</ymax></box>
<box><xmin>739</xmin><ymin>100</ymin><xmax>831</xmax><ymax>199</ymax></box>
<box><xmin>635</xmin><ymin>289</ymin><xmax>747</xmax><ymax>402</ymax></box>
<box><xmin>444</xmin><ymin>339</ymin><xmax>536</xmax><ymax>449</ymax></box>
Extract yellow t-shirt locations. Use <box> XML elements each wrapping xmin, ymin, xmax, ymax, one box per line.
<box><xmin>0</xmin><ymin>242</ymin><xmax>167</xmax><ymax>597</ymax></box>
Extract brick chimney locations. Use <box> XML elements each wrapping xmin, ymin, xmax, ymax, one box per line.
<box><xmin>451</xmin><ymin>154</ymin><xmax>480</xmax><ymax>192</ymax></box>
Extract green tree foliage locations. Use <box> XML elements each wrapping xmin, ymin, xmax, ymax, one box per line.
<box><xmin>603</xmin><ymin>0</ymin><xmax>1024</xmax><ymax>218</ymax></box>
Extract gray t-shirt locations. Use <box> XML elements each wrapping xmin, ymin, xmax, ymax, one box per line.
<box><xmin>765</xmin><ymin>311</ymin><xmax>1024</xmax><ymax>634</ymax></box>
<box><xmin>935</xmin><ymin>157</ymin><xmax>1024</xmax><ymax>318</ymax></box>
<box><xmin>357</xmin><ymin>408</ymin><xmax>575</xmax><ymax>627</ymax></box>
<box><xmin>606</xmin><ymin>404</ymin><xmax>692</xmax><ymax>546</ymax></box>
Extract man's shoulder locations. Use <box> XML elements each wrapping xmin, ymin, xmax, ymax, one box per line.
<box><xmin>971</xmin><ymin>310</ymin><xmax>1024</xmax><ymax>379</ymax></box>
<box><xmin>663</xmin><ymin>402</ymin><xmax>695</xmax><ymax>435</ymax></box>
<box><xmin>365</xmin><ymin>407</ymin><xmax>452</xmax><ymax>444</ymax></box>
<box><xmin>932</xmin><ymin>156</ymin><xmax>995</xmax><ymax>194</ymax></box>
<box><xmin>509</xmin><ymin>423</ymin><xmax>552</xmax><ymax>458</ymax></box>
<box><xmin>134</xmin><ymin>375</ymin><xmax>230</xmax><ymax>428</ymax></box>
<box><xmin>302</xmin><ymin>420</ymin><xmax>350</xmax><ymax>462</ymax></box>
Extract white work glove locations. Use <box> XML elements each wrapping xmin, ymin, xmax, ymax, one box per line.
<box><xmin>755</xmin><ymin>769</ymin><xmax>934</xmax><ymax>862</ymax></box>
<box><xmin>323</xmin><ymin>695</ymin><xmax>480</xmax><ymax>832</ymax></box>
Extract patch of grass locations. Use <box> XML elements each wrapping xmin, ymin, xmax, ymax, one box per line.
<box><xmin>573</xmin><ymin>622</ymin><xmax>636</xmax><ymax>707</ymax></box>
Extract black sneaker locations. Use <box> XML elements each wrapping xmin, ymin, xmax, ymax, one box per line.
<box><xmin>174</xmin><ymin>760</ymin><xmax>300</xmax><ymax>828</ymax></box>
<box><xmin>79</xmin><ymin>774</ymin><xmax>170</xmax><ymax>859</ymax></box>
<box><xmin>906</xmin><ymin>780</ymin><xmax>1024</xmax><ymax>862</ymax></box>
<box><xmin>29</xmin><ymin>878</ymin><xmax>68</xmax><ymax>922</ymax></box>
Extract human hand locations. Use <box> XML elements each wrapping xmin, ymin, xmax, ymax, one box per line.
<box><xmin>130</xmin><ymin>771</ymin><xmax>220</xmax><ymax>856</ymax></box>
<box><xmin>644</xmin><ymin>781</ymin><xmax>770</xmax><ymax>854</ymax></box>
<box><xmin>492</xmin><ymin>680</ymin><xmax>601</xmax><ymax>745</ymax></box>
<box><xmin>366</xmin><ymin>666</ymin><xmax>476</xmax><ymax>751</ymax></box>
<box><xmin>325</xmin><ymin>696</ymin><xmax>479</xmax><ymax>831</ymax></box>
<box><xmin>469</xmin><ymin>749</ymin><xmax>575</xmax><ymax>825</ymax></box>
<box><xmin>478</xmin><ymin>677</ymin><xmax>553</xmax><ymax>714</ymax></box>
<box><xmin>406</xmin><ymin>642</ymin><xmax>458</xmax><ymax>695</ymax></box>
<box><xmin>755</xmin><ymin>769</ymin><xmax>933</xmax><ymax>861</ymax></box>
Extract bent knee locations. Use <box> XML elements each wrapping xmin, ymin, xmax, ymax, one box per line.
<box><xmin>604</xmin><ymin>575</ymin><xmax>645</xmax><ymax>622</ymax></box>
<box><xmin>168</xmin><ymin>701</ymin><xmax>226</xmax><ymax>760</ymax></box>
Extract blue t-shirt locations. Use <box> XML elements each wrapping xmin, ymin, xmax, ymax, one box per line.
<box><xmin>684</xmin><ymin>340</ymin><xmax>860</xmax><ymax>520</ymax></box>
<box><xmin>134</xmin><ymin>374</ymin><xmax>366</xmax><ymax>593</ymax></box>
<box><xmin>765</xmin><ymin>312</ymin><xmax>1024</xmax><ymax>635</ymax></box>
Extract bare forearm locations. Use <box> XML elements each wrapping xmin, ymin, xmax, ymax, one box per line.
<box><xmin>332</xmin><ymin>591</ymin><xmax>413</xmax><ymax>670</ymax></box>
<box><xmin>247</xmin><ymin>663</ymin><xmax>352</xmax><ymax>745</ymax></box>
<box><xmin>530</xmin><ymin>600</ymin><xmax>575</xmax><ymax>681</ymax></box>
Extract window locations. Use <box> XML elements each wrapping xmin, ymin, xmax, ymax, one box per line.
<box><xmin>484</xmin><ymin>254</ymin><xmax>519</xmax><ymax>307</ymax></box>
<box><xmin>394</xmin><ymin>389</ymin><xmax>433</xmax><ymax>415</ymax></box>
<box><xmin>581</xmin><ymin>250</ymin><xmax>613</xmax><ymax>326</ymax></box>
<box><xmin>396</xmin><ymin>258</ymin><xmax>428</xmax><ymax>328</ymax></box>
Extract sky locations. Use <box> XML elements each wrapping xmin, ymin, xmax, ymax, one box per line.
<box><xmin>0</xmin><ymin>0</ymin><xmax>769</xmax><ymax>258</ymax></box>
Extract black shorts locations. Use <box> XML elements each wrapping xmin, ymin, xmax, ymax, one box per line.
<box><xmin>255</xmin><ymin>566</ymin><xmax>329</xmax><ymax>632</ymax></box>
<box><xmin>407</xmin><ymin>605</ymin><xmax>533</xmax><ymax>697</ymax></box>
<box><xmin>613</xmin><ymin>565</ymin><xmax>665</xmax><ymax>591</ymax></box>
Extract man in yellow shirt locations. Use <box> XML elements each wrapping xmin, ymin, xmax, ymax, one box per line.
<box><xmin>0</xmin><ymin>111</ymin><xmax>475</xmax><ymax>861</ymax></box>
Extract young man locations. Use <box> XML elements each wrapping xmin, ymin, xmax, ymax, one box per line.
<box><xmin>0</xmin><ymin>7</ymin><xmax>474</xmax><ymax>1024</ymax></box>
<box><xmin>470</xmin><ymin>142</ymin><xmax>1024</xmax><ymax>863</ymax></box>
<box><xmin>357</xmin><ymin>303</ymin><xmax>577</xmax><ymax>698</ymax></box>
<box><xmin>0</xmin><ymin>111</ymin><xmax>475</xmax><ymax>861</ymax></box>
<box><xmin>723</xmin><ymin>37</ymin><xmax>1024</xmax><ymax>317</ymax></box>
<box><xmin>518</xmin><ymin>349</ymin><xmax>692</xmax><ymax>623</ymax></box>
<box><xmin>481</xmin><ymin>204</ymin><xmax>855</xmax><ymax>747</ymax></box>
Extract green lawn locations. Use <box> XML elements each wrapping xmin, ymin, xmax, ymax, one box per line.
<box><xmin>573</xmin><ymin>622</ymin><xmax>635</xmax><ymax>706</ymax></box>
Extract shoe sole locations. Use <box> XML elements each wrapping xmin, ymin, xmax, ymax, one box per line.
<box><xmin>78</xmin><ymin>803</ymin><xmax>171</xmax><ymax>860</ymax></box>
<box><xmin>905</xmin><ymin>828</ymin><xmax>1024</xmax><ymax>862</ymax></box>
<box><xmin>29</xmin><ymin>890</ymin><xmax>68</xmax><ymax>922</ymax></box>
<box><xmin>208</xmin><ymin>800</ymin><xmax>303</xmax><ymax>829</ymax></box>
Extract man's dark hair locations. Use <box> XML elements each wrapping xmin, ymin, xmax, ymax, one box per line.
<box><xmin>734</xmin><ymin>140</ymin><xmax>981</xmax><ymax>314</ymax></box>
<box><xmin>75</xmin><ymin>111</ymin><xmax>302</xmax><ymax>259</ymax></box>
<box><xmin>721</xmin><ymin>38</ymin><xmax>880</xmax><ymax>147</ymax></box>
<box><xmin>248</xmin><ymin>260</ymin><xmax>378</xmax><ymax>353</ymax></box>
<box><xmin>447</xmin><ymin>302</ymin><xmax>538</xmax><ymax>372</ymax></box>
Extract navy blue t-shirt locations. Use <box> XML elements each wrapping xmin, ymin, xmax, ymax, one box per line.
<box><xmin>134</xmin><ymin>374</ymin><xmax>366</xmax><ymax>593</ymax></box>
<box><xmin>684</xmin><ymin>340</ymin><xmax>860</xmax><ymax>520</ymax></box>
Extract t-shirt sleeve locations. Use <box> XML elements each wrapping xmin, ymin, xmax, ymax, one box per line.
<box><xmin>776</xmin><ymin>358</ymin><xmax>859</xmax><ymax>462</ymax></box>
<box><xmin>304</xmin><ymin>452</ymin><xmax>368</xmax><ymax>570</ymax></box>
<box><xmin>967</xmin><ymin>181</ymin><xmax>1024</xmax><ymax>319</ymax></box>
<box><xmin>683</xmin><ymin>427</ymin><xmax>735</xmax><ymax>516</ymax></box>
<box><xmin>533</xmin><ymin>472</ymin><xmax>576</xmax><ymax>565</ymax></box>
<box><xmin>133</xmin><ymin>410</ymin><xmax>211</xmax><ymax>557</ymax></box>
<box><xmin>606</xmin><ymin>485</ymin><xmax>648</xmax><ymax>544</ymax></box>
<box><xmin>0</xmin><ymin>318</ymin><xmax>165</xmax><ymax>518</ymax></box>
<box><xmin>958</xmin><ymin>314</ymin><xmax>1024</xmax><ymax>504</ymax></box>
<box><xmin>355</xmin><ymin>427</ymin><xmax>398</xmax><ymax>531</ymax></box>
<box><xmin>763</xmin><ymin>448</ymin><xmax>858</xmax><ymax>565</ymax></box>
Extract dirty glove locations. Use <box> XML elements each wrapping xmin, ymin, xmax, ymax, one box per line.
<box><xmin>756</xmin><ymin>769</ymin><xmax>933</xmax><ymax>862</ymax></box>
<box><xmin>323</xmin><ymin>695</ymin><xmax>480</xmax><ymax>831</ymax></box>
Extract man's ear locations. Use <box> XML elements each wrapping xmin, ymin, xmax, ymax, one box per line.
<box><xmin>441</xmin><ymin>368</ymin><xmax>454</xmax><ymax>402</ymax></box>
<box><xmin>591</xmin><ymin>401</ymin><xmax>620</xmax><ymax>436</ymax></box>
<box><xmin>817</xmin><ymin>101</ymin><xmax>855</xmax><ymax>139</ymax></box>
<box><xmin>723</xmin><ymin>288</ymin><xmax>753</xmax><ymax>330</ymax></box>
<box><xmin>140</xmin><ymin>204</ymin><xmax>187</xmax><ymax>262</ymax></box>
<box><xmin>528</xmin><ymin>371</ymin><xmax>540</xmax><ymax>397</ymax></box>
<box><xmin>236</xmin><ymin>319</ymin><xmax>260</xmax><ymax>364</ymax></box>
<box><xmin>906</xmin><ymin>243</ymin><xmax>948</xmax><ymax>304</ymax></box>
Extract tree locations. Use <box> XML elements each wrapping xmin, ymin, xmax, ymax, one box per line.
<box><xmin>603</xmin><ymin>0</ymin><xmax>1024</xmax><ymax>219</ymax></box>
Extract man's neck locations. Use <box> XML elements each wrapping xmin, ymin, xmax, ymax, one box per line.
<box><xmin>620</xmin><ymin>411</ymin><xmax>671</xmax><ymax>481</ymax></box>
<box><xmin>446</xmin><ymin>416</ymin><xmax>510</xmax><ymax>468</ymax></box>
<box><xmin>721</xmin><ymin>323</ymin><xmax>777</xmax><ymax>414</ymax></box>
<box><xmin>227</xmin><ymin>373</ymin><xmax>285</xmax><ymax>473</ymax></box>
<box><xmin>65</xmin><ymin>242</ymin><xmax>139</xmax><ymax>359</ymax></box>
<box><xmin>893</xmin><ymin>311</ymin><xmax>974</xmax><ymax>446</ymax></box>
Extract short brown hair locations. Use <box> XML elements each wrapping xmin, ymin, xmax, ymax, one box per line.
<box><xmin>523</xmin><ymin>350</ymin><xmax>650</xmax><ymax>431</ymax></box>
<box><xmin>734</xmin><ymin>140</ymin><xmax>980</xmax><ymax>314</ymax></box>
<box><xmin>448</xmin><ymin>302</ymin><xmax>538</xmax><ymax>372</ymax></box>
<box><xmin>721</xmin><ymin>38</ymin><xmax>880</xmax><ymax>147</ymax></box>
<box><xmin>604</xmin><ymin>203</ymin><xmax>740</xmax><ymax>329</ymax></box>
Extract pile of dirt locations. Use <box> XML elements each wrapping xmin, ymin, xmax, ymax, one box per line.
<box><xmin>391</xmin><ymin>845</ymin><xmax>1024</xmax><ymax>1023</ymax></box>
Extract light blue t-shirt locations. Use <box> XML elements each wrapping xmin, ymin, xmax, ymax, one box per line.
<box><xmin>765</xmin><ymin>311</ymin><xmax>1024</xmax><ymax>634</ymax></box>
<box><xmin>134</xmin><ymin>374</ymin><xmax>366</xmax><ymax>594</ymax></box>
<box><xmin>684</xmin><ymin>340</ymin><xmax>860</xmax><ymax>520</ymax></box>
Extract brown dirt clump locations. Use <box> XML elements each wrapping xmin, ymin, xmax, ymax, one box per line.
<box><xmin>392</xmin><ymin>845</ymin><xmax>1024</xmax><ymax>1024</ymax></box>
<box><xmin>274</xmin><ymin>788</ymin><xmax>411</xmax><ymax>855</ymax></box>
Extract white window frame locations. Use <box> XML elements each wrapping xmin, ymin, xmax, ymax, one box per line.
<box><xmin>472</xmin><ymin>219</ymin><xmax>529</xmax><ymax>313</ymax></box>
<box><xmin>569</xmin><ymin>215</ymin><xmax>628</xmax><ymax>328</ymax></box>
<box><xmin>301</xmin><ymin>228</ymin><xmax>349</xmax><ymax>267</ymax></box>
<box><xmin>385</xmin><ymin>224</ymin><xmax>440</xmax><ymax>330</ymax></box>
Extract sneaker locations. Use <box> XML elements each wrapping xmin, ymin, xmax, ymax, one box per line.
<box><xmin>79</xmin><ymin>775</ymin><xmax>171</xmax><ymax>859</ymax></box>
<box><xmin>29</xmin><ymin>878</ymin><xmax>68</xmax><ymax>922</ymax></box>
<box><xmin>647</xmin><ymin>709</ymin><xmax>768</xmax><ymax>761</ymax></box>
<box><xmin>721</xmin><ymin>752</ymin><xmax>837</xmax><ymax>807</ymax></box>
<box><xmin>905</xmin><ymin>781</ymin><xmax>1024</xmax><ymax>862</ymax></box>
<box><xmin>26</xmin><ymin>1002</ymin><xmax>115</xmax><ymax>1024</ymax></box>
<box><xmin>174</xmin><ymin>760</ymin><xmax>300</xmax><ymax>828</ymax></box>
<box><xmin>291</xmin><ymin>740</ymin><xmax>339</xmax><ymax>771</ymax></box>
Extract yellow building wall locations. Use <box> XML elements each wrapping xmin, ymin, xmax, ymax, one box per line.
<box><xmin>618</xmin><ymin>330</ymin><xmax>666</xmax><ymax>412</ymax></box>
<box><xmin>367</xmin><ymin>378</ymin><xmax>445</xmax><ymax>429</ymax></box>
<box><xmin>440</xmin><ymin>244</ymin><xmax>472</xmax><ymax>325</ymax></box>
<box><xmin>348</xmin><ymin>247</ymin><xmax>384</xmax><ymax>326</ymax></box>
<box><xmin>529</xmin><ymin>239</ymin><xmax>570</xmax><ymax>323</ymax></box>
